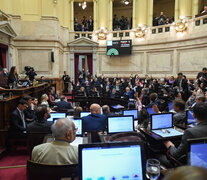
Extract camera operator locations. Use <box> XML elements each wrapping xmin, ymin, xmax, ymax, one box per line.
<box><xmin>25</xmin><ymin>67</ymin><xmax>37</xmax><ymax>82</ymax></box>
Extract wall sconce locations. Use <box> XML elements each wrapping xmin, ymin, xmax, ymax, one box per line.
<box><xmin>175</xmin><ymin>18</ymin><xmax>188</xmax><ymax>32</ymax></box>
<box><xmin>95</xmin><ymin>27</ymin><xmax>108</xmax><ymax>40</ymax></box>
<box><xmin>134</xmin><ymin>24</ymin><xmax>146</xmax><ymax>38</ymax></box>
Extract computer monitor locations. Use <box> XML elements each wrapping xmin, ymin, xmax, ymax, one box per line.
<box><xmin>80</xmin><ymin>111</ymin><xmax>91</xmax><ymax>118</ymax></box>
<box><xmin>147</xmin><ymin>108</ymin><xmax>156</xmax><ymax>116</ymax></box>
<box><xmin>48</xmin><ymin>112</ymin><xmax>66</xmax><ymax>122</ymax></box>
<box><xmin>107</xmin><ymin>115</ymin><xmax>134</xmax><ymax>134</ymax></box>
<box><xmin>79</xmin><ymin>142</ymin><xmax>145</xmax><ymax>180</ymax></box>
<box><xmin>72</xmin><ymin>118</ymin><xmax>83</xmax><ymax>136</ymax></box>
<box><xmin>151</xmin><ymin>113</ymin><xmax>173</xmax><ymax>130</ymax></box>
<box><xmin>188</xmin><ymin>138</ymin><xmax>207</xmax><ymax>169</ymax></box>
<box><xmin>123</xmin><ymin>109</ymin><xmax>138</xmax><ymax>120</ymax></box>
<box><xmin>187</xmin><ymin>110</ymin><xmax>196</xmax><ymax>124</ymax></box>
<box><xmin>168</xmin><ymin>102</ymin><xmax>173</xmax><ymax>111</ymax></box>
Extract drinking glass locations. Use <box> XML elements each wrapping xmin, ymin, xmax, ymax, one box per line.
<box><xmin>146</xmin><ymin>159</ymin><xmax>160</xmax><ymax>180</ymax></box>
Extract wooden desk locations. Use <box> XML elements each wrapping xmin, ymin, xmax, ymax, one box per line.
<box><xmin>0</xmin><ymin>83</ymin><xmax>51</xmax><ymax>147</ymax></box>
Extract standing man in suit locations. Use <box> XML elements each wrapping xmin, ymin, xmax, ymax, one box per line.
<box><xmin>163</xmin><ymin>103</ymin><xmax>207</xmax><ymax>166</ymax></box>
<box><xmin>173</xmin><ymin>73</ymin><xmax>188</xmax><ymax>101</ymax></box>
<box><xmin>88</xmin><ymin>16</ymin><xmax>93</xmax><ymax>31</ymax></box>
<box><xmin>10</xmin><ymin>99</ymin><xmax>28</xmax><ymax>137</ymax></box>
<box><xmin>27</xmin><ymin>105</ymin><xmax>53</xmax><ymax>133</ymax></box>
<box><xmin>82</xmin><ymin>103</ymin><xmax>106</xmax><ymax>131</ymax></box>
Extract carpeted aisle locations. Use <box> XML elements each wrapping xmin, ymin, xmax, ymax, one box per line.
<box><xmin>0</xmin><ymin>149</ymin><xmax>29</xmax><ymax>180</ymax></box>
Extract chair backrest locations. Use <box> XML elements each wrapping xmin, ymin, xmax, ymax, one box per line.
<box><xmin>27</xmin><ymin>160</ymin><xmax>78</xmax><ymax>180</ymax></box>
<box><xmin>109</xmin><ymin>131</ymin><xmax>145</xmax><ymax>142</ymax></box>
<box><xmin>27</xmin><ymin>133</ymin><xmax>50</xmax><ymax>157</ymax></box>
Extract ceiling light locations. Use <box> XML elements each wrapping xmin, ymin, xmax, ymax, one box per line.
<box><xmin>124</xmin><ymin>0</ymin><xmax>129</xmax><ymax>5</ymax></box>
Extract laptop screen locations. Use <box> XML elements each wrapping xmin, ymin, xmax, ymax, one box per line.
<box><xmin>47</xmin><ymin>112</ymin><xmax>66</xmax><ymax>122</ymax></box>
<box><xmin>79</xmin><ymin>142</ymin><xmax>145</xmax><ymax>180</ymax></box>
<box><xmin>80</xmin><ymin>112</ymin><xmax>91</xmax><ymax>118</ymax></box>
<box><xmin>189</xmin><ymin>138</ymin><xmax>207</xmax><ymax>169</ymax></box>
<box><xmin>107</xmin><ymin>115</ymin><xmax>134</xmax><ymax>134</ymax></box>
<box><xmin>168</xmin><ymin>102</ymin><xmax>173</xmax><ymax>111</ymax></box>
<box><xmin>123</xmin><ymin>109</ymin><xmax>138</xmax><ymax>120</ymax></box>
<box><xmin>72</xmin><ymin>118</ymin><xmax>83</xmax><ymax>136</ymax></box>
<box><xmin>147</xmin><ymin>108</ymin><xmax>156</xmax><ymax>116</ymax></box>
<box><xmin>151</xmin><ymin>113</ymin><xmax>173</xmax><ymax>130</ymax></box>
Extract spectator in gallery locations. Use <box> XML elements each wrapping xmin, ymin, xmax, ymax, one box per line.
<box><xmin>157</xmin><ymin>11</ymin><xmax>167</xmax><ymax>25</ymax></box>
<box><xmin>74</xmin><ymin>18</ymin><xmax>81</xmax><ymax>31</ymax></box>
<box><xmin>201</xmin><ymin>5</ymin><xmax>207</xmax><ymax>13</ymax></box>
<box><xmin>88</xmin><ymin>16</ymin><xmax>93</xmax><ymax>31</ymax></box>
<box><xmin>113</xmin><ymin>14</ymin><xmax>119</xmax><ymax>30</ymax></box>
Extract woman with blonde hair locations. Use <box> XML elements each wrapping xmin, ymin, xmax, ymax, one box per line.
<box><xmin>41</xmin><ymin>93</ymin><xmax>49</xmax><ymax>107</ymax></box>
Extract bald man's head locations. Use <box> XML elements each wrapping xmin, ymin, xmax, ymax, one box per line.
<box><xmin>51</xmin><ymin>118</ymin><xmax>76</xmax><ymax>143</ymax></box>
<box><xmin>102</xmin><ymin>105</ymin><xmax>110</xmax><ymax>114</ymax></box>
<box><xmin>90</xmin><ymin>103</ymin><xmax>101</xmax><ymax>114</ymax></box>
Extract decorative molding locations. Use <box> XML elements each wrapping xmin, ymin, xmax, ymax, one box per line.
<box><xmin>0</xmin><ymin>21</ymin><xmax>17</xmax><ymax>38</ymax></box>
<box><xmin>0</xmin><ymin>10</ymin><xmax>10</xmax><ymax>21</ymax></box>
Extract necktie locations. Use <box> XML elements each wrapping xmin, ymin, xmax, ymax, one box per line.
<box><xmin>20</xmin><ymin>111</ymin><xmax>26</xmax><ymax>129</ymax></box>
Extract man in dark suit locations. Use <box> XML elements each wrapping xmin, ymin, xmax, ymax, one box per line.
<box><xmin>23</xmin><ymin>95</ymin><xmax>35</xmax><ymax>122</ymax></box>
<box><xmin>173</xmin><ymin>72</ymin><xmax>188</xmax><ymax>100</ymax></box>
<box><xmin>87</xmin><ymin>16</ymin><xmax>93</xmax><ymax>31</ymax></box>
<box><xmin>10</xmin><ymin>99</ymin><xmax>28</xmax><ymax>137</ymax></box>
<box><xmin>27</xmin><ymin>105</ymin><xmax>53</xmax><ymax>133</ymax></box>
<box><xmin>82</xmin><ymin>103</ymin><xmax>106</xmax><ymax>131</ymax></box>
<box><xmin>56</xmin><ymin>96</ymin><xmax>73</xmax><ymax>110</ymax></box>
<box><xmin>164</xmin><ymin>103</ymin><xmax>207</xmax><ymax>163</ymax></box>
<box><xmin>102</xmin><ymin>105</ymin><xmax>116</xmax><ymax>117</ymax></box>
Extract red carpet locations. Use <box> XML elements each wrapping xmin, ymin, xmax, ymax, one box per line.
<box><xmin>0</xmin><ymin>148</ymin><xmax>29</xmax><ymax>180</ymax></box>
<box><xmin>0</xmin><ymin>167</ymin><xmax>26</xmax><ymax>180</ymax></box>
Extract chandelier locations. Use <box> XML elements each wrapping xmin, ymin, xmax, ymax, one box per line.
<box><xmin>124</xmin><ymin>0</ymin><xmax>129</xmax><ymax>5</ymax></box>
<box><xmin>79</xmin><ymin>1</ymin><xmax>87</xmax><ymax>10</ymax></box>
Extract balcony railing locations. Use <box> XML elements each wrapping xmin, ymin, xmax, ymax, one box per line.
<box><xmin>69</xmin><ymin>14</ymin><xmax>207</xmax><ymax>41</ymax></box>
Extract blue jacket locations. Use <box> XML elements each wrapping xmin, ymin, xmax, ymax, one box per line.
<box><xmin>56</xmin><ymin>101</ymin><xmax>73</xmax><ymax>110</ymax></box>
<box><xmin>82</xmin><ymin>113</ymin><xmax>106</xmax><ymax>131</ymax></box>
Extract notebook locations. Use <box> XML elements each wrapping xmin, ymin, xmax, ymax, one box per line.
<box><xmin>107</xmin><ymin>115</ymin><xmax>134</xmax><ymax>134</ymax></box>
<box><xmin>123</xmin><ymin>109</ymin><xmax>138</xmax><ymax>120</ymax></box>
<box><xmin>79</xmin><ymin>142</ymin><xmax>145</xmax><ymax>180</ymax></box>
<box><xmin>151</xmin><ymin>113</ymin><xmax>183</xmax><ymax>138</ymax></box>
<box><xmin>48</xmin><ymin>112</ymin><xmax>66</xmax><ymax>122</ymax></box>
<box><xmin>80</xmin><ymin>111</ymin><xmax>91</xmax><ymax>118</ymax></box>
<box><xmin>188</xmin><ymin>138</ymin><xmax>207</xmax><ymax>169</ymax></box>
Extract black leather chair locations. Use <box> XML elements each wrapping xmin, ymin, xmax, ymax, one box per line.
<box><xmin>27</xmin><ymin>160</ymin><xmax>78</xmax><ymax>180</ymax></box>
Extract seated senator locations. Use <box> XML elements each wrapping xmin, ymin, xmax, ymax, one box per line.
<box><xmin>31</xmin><ymin>118</ymin><xmax>78</xmax><ymax>165</ymax></box>
<box><xmin>27</xmin><ymin>105</ymin><xmax>53</xmax><ymax>133</ymax></box>
<box><xmin>56</xmin><ymin>96</ymin><xmax>74</xmax><ymax>110</ymax></box>
<box><xmin>163</xmin><ymin>103</ymin><xmax>207</xmax><ymax>167</ymax></box>
<box><xmin>82</xmin><ymin>103</ymin><xmax>106</xmax><ymax>131</ymax></box>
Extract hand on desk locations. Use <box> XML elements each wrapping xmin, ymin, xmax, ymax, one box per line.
<box><xmin>164</xmin><ymin>140</ymin><xmax>175</xmax><ymax>149</ymax></box>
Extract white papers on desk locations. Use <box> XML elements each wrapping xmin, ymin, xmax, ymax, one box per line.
<box><xmin>71</xmin><ymin>137</ymin><xmax>84</xmax><ymax>147</ymax></box>
<box><xmin>152</xmin><ymin>128</ymin><xmax>183</xmax><ymax>138</ymax></box>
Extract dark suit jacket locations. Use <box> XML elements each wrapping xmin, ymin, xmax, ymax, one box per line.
<box><xmin>56</xmin><ymin>101</ymin><xmax>73</xmax><ymax>110</ymax></box>
<box><xmin>27</xmin><ymin>119</ymin><xmax>53</xmax><ymax>133</ymax></box>
<box><xmin>173</xmin><ymin>79</ymin><xmax>188</xmax><ymax>92</ymax></box>
<box><xmin>82</xmin><ymin>113</ymin><xmax>106</xmax><ymax>131</ymax></box>
<box><xmin>169</xmin><ymin>121</ymin><xmax>207</xmax><ymax>159</ymax></box>
<box><xmin>10</xmin><ymin>109</ymin><xmax>26</xmax><ymax>136</ymax></box>
<box><xmin>24</xmin><ymin>105</ymin><xmax>35</xmax><ymax>120</ymax></box>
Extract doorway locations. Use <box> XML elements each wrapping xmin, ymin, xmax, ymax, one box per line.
<box><xmin>74</xmin><ymin>53</ymin><xmax>93</xmax><ymax>83</ymax></box>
